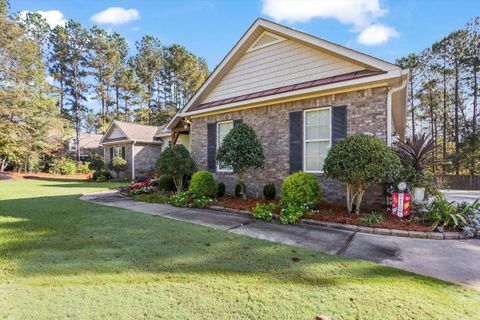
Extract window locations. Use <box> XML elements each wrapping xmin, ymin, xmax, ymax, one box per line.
<box><xmin>112</xmin><ymin>146</ymin><xmax>123</xmax><ymax>158</ymax></box>
<box><xmin>69</xmin><ymin>139</ymin><xmax>77</xmax><ymax>152</ymax></box>
<box><xmin>304</xmin><ymin>108</ymin><xmax>331</xmax><ymax>172</ymax></box>
<box><xmin>217</xmin><ymin>120</ymin><xmax>234</xmax><ymax>172</ymax></box>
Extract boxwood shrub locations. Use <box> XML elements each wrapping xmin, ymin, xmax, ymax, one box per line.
<box><xmin>156</xmin><ymin>174</ymin><xmax>176</xmax><ymax>192</ymax></box>
<box><xmin>188</xmin><ymin>171</ymin><xmax>218</xmax><ymax>198</ymax></box>
<box><xmin>280</xmin><ymin>171</ymin><xmax>321</xmax><ymax>207</ymax></box>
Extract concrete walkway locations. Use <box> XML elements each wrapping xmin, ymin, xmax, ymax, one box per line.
<box><xmin>81</xmin><ymin>190</ymin><xmax>480</xmax><ymax>290</ymax></box>
<box><xmin>443</xmin><ymin>189</ymin><xmax>480</xmax><ymax>204</ymax></box>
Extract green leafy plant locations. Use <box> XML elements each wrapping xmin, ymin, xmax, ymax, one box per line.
<box><xmin>216</xmin><ymin>123</ymin><xmax>265</xmax><ymax>199</ymax></box>
<box><xmin>358</xmin><ymin>212</ymin><xmax>384</xmax><ymax>225</ymax></box>
<box><xmin>189</xmin><ymin>170</ymin><xmax>218</xmax><ymax>198</ymax></box>
<box><xmin>168</xmin><ymin>191</ymin><xmax>212</xmax><ymax>209</ymax></box>
<box><xmin>263</xmin><ymin>183</ymin><xmax>276</xmax><ymax>200</ymax></box>
<box><xmin>133</xmin><ymin>193</ymin><xmax>171</xmax><ymax>204</ymax></box>
<box><xmin>156</xmin><ymin>174</ymin><xmax>176</xmax><ymax>192</ymax></box>
<box><xmin>280</xmin><ymin>203</ymin><xmax>310</xmax><ymax>224</ymax></box>
<box><xmin>88</xmin><ymin>154</ymin><xmax>104</xmax><ymax>171</ymax></box>
<box><xmin>50</xmin><ymin>157</ymin><xmax>76</xmax><ymax>175</ymax></box>
<box><xmin>155</xmin><ymin>145</ymin><xmax>196</xmax><ymax>191</ymax></box>
<box><xmin>280</xmin><ymin>171</ymin><xmax>321</xmax><ymax>207</ymax></box>
<box><xmin>324</xmin><ymin>134</ymin><xmax>402</xmax><ymax>214</ymax></box>
<box><xmin>76</xmin><ymin>162</ymin><xmax>90</xmax><ymax>174</ymax></box>
<box><xmin>92</xmin><ymin>169</ymin><xmax>112</xmax><ymax>181</ymax></box>
<box><xmin>252</xmin><ymin>203</ymin><xmax>276</xmax><ymax>222</ymax></box>
<box><xmin>426</xmin><ymin>194</ymin><xmax>467</xmax><ymax>230</ymax></box>
<box><xmin>109</xmin><ymin>157</ymin><xmax>127</xmax><ymax>178</ymax></box>
<box><xmin>217</xmin><ymin>182</ymin><xmax>226</xmax><ymax>197</ymax></box>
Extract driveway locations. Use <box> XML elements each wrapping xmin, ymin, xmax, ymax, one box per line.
<box><xmin>82</xmin><ymin>190</ymin><xmax>480</xmax><ymax>290</ymax></box>
<box><xmin>442</xmin><ymin>189</ymin><xmax>480</xmax><ymax>204</ymax></box>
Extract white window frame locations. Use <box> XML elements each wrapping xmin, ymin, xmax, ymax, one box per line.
<box><xmin>303</xmin><ymin>107</ymin><xmax>332</xmax><ymax>174</ymax></box>
<box><xmin>69</xmin><ymin>139</ymin><xmax>77</xmax><ymax>152</ymax></box>
<box><xmin>112</xmin><ymin>146</ymin><xmax>123</xmax><ymax>159</ymax></box>
<box><xmin>216</xmin><ymin>120</ymin><xmax>234</xmax><ymax>173</ymax></box>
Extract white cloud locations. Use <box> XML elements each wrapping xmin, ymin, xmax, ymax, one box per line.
<box><xmin>90</xmin><ymin>7</ymin><xmax>140</xmax><ymax>25</ymax></box>
<box><xmin>20</xmin><ymin>10</ymin><xmax>66</xmax><ymax>28</ymax></box>
<box><xmin>357</xmin><ymin>24</ymin><xmax>399</xmax><ymax>45</ymax></box>
<box><xmin>261</xmin><ymin>0</ymin><xmax>399</xmax><ymax>46</ymax></box>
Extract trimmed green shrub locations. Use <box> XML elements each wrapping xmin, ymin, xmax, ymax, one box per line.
<box><xmin>88</xmin><ymin>154</ymin><xmax>104</xmax><ymax>171</ymax></box>
<box><xmin>263</xmin><ymin>183</ymin><xmax>276</xmax><ymax>200</ymax></box>
<box><xmin>189</xmin><ymin>171</ymin><xmax>218</xmax><ymax>198</ymax></box>
<box><xmin>76</xmin><ymin>162</ymin><xmax>90</xmax><ymax>174</ymax></box>
<box><xmin>280</xmin><ymin>203</ymin><xmax>310</xmax><ymax>224</ymax></box>
<box><xmin>92</xmin><ymin>169</ymin><xmax>112</xmax><ymax>181</ymax></box>
<box><xmin>50</xmin><ymin>157</ymin><xmax>76</xmax><ymax>175</ymax></box>
<box><xmin>155</xmin><ymin>144</ymin><xmax>197</xmax><ymax>191</ymax></box>
<box><xmin>252</xmin><ymin>203</ymin><xmax>276</xmax><ymax>222</ymax></box>
<box><xmin>109</xmin><ymin>157</ymin><xmax>127</xmax><ymax>178</ymax></box>
<box><xmin>324</xmin><ymin>134</ymin><xmax>402</xmax><ymax>214</ymax></box>
<box><xmin>156</xmin><ymin>175</ymin><xmax>176</xmax><ymax>192</ymax></box>
<box><xmin>217</xmin><ymin>182</ymin><xmax>226</xmax><ymax>197</ymax></box>
<box><xmin>216</xmin><ymin>123</ymin><xmax>265</xmax><ymax>199</ymax></box>
<box><xmin>280</xmin><ymin>171</ymin><xmax>321</xmax><ymax>207</ymax></box>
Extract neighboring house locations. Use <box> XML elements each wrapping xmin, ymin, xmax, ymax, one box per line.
<box><xmin>100</xmin><ymin>121</ymin><xmax>175</xmax><ymax>179</ymax></box>
<box><xmin>167</xmin><ymin>18</ymin><xmax>408</xmax><ymax>207</ymax></box>
<box><xmin>69</xmin><ymin>133</ymin><xmax>103</xmax><ymax>161</ymax></box>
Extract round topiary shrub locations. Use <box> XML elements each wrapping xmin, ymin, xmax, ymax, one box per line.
<box><xmin>88</xmin><ymin>154</ymin><xmax>104</xmax><ymax>171</ymax></box>
<box><xmin>155</xmin><ymin>144</ymin><xmax>197</xmax><ymax>191</ymax></box>
<box><xmin>156</xmin><ymin>174</ymin><xmax>176</xmax><ymax>192</ymax></box>
<box><xmin>217</xmin><ymin>182</ymin><xmax>226</xmax><ymax>197</ymax></box>
<box><xmin>188</xmin><ymin>171</ymin><xmax>218</xmax><ymax>198</ymax></box>
<box><xmin>109</xmin><ymin>157</ymin><xmax>127</xmax><ymax>178</ymax></box>
<box><xmin>323</xmin><ymin>134</ymin><xmax>402</xmax><ymax>214</ymax></box>
<box><xmin>280</xmin><ymin>171</ymin><xmax>322</xmax><ymax>207</ymax></box>
<box><xmin>263</xmin><ymin>182</ymin><xmax>276</xmax><ymax>200</ymax></box>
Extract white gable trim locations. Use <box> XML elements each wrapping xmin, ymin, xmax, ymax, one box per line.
<box><xmin>99</xmin><ymin>121</ymin><xmax>130</xmax><ymax>144</ymax></box>
<box><xmin>170</xmin><ymin>18</ymin><xmax>401</xmax><ymax>125</ymax></box>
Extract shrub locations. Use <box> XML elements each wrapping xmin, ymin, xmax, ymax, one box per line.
<box><xmin>28</xmin><ymin>153</ymin><xmax>42</xmax><ymax>173</ymax></box>
<box><xmin>156</xmin><ymin>175</ymin><xmax>176</xmax><ymax>192</ymax></box>
<box><xmin>425</xmin><ymin>194</ymin><xmax>467</xmax><ymax>230</ymax></box>
<box><xmin>76</xmin><ymin>162</ymin><xmax>90</xmax><ymax>174</ymax></box>
<box><xmin>280</xmin><ymin>171</ymin><xmax>321</xmax><ymax>207</ymax></box>
<box><xmin>168</xmin><ymin>191</ymin><xmax>211</xmax><ymax>208</ymax></box>
<box><xmin>216</xmin><ymin>123</ymin><xmax>265</xmax><ymax>199</ymax></box>
<box><xmin>92</xmin><ymin>169</ymin><xmax>112</xmax><ymax>181</ymax></box>
<box><xmin>462</xmin><ymin>200</ymin><xmax>480</xmax><ymax>238</ymax></box>
<box><xmin>155</xmin><ymin>145</ymin><xmax>196</xmax><ymax>191</ymax></box>
<box><xmin>263</xmin><ymin>183</ymin><xmax>276</xmax><ymax>200</ymax></box>
<box><xmin>235</xmin><ymin>183</ymin><xmax>243</xmax><ymax>197</ymax></box>
<box><xmin>217</xmin><ymin>182</ymin><xmax>226</xmax><ymax>197</ymax></box>
<box><xmin>133</xmin><ymin>193</ymin><xmax>171</xmax><ymax>204</ymax></box>
<box><xmin>109</xmin><ymin>157</ymin><xmax>127</xmax><ymax>178</ymax></box>
<box><xmin>358</xmin><ymin>212</ymin><xmax>384</xmax><ymax>225</ymax></box>
<box><xmin>252</xmin><ymin>203</ymin><xmax>276</xmax><ymax>222</ymax></box>
<box><xmin>189</xmin><ymin>171</ymin><xmax>217</xmax><ymax>198</ymax></box>
<box><xmin>50</xmin><ymin>157</ymin><xmax>76</xmax><ymax>175</ymax></box>
<box><xmin>324</xmin><ymin>134</ymin><xmax>402</xmax><ymax>214</ymax></box>
<box><xmin>88</xmin><ymin>154</ymin><xmax>104</xmax><ymax>171</ymax></box>
<box><xmin>280</xmin><ymin>203</ymin><xmax>310</xmax><ymax>224</ymax></box>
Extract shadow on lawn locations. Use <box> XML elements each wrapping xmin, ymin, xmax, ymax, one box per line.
<box><xmin>0</xmin><ymin>194</ymin><xmax>459</xmax><ymax>288</ymax></box>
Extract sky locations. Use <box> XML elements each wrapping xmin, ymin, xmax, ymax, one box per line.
<box><xmin>11</xmin><ymin>0</ymin><xmax>479</xmax><ymax>70</ymax></box>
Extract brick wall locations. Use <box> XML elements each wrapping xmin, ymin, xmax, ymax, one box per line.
<box><xmin>190</xmin><ymin>87</ymin><xmax>389</xmax><ymax>208</ymax></box>
<box><xmin>133</xmin><ymin>143</ymin><xmax>162</xmax><ymax>179</ymax></box>
<box><xmin>104</xmin><ymin>143</ymin><xmax>133</xmax><ymax>179</ymax></box>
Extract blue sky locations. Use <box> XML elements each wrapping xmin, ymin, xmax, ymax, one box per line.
<box><xmin>12</xmin><ymin>0</ymin><xmax>479</xmax><ymax>70</ymax></box>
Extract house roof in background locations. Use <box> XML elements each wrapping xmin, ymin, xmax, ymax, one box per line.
<box><xmin>78</xmin><ymin>133</ymin><xmax>102</xmax><ymax>149</ymax></box>
<box><xmin>100</xmin><ymin>121</ymin><xmax>170</xmax><ymax>144</ymax></box>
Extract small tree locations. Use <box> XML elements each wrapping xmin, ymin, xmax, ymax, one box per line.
<box><xmin>155</xmin><ymin>144</ymin><xmax>196</xmax><ymax>191</ymax></box>
<box><xmin>323</xmin><ymin>134</ymin><xmax>402</xmax><ymax>214</ymax></box>
<box><xmin>109</xmin><ymin>157</ymin><xmax>127</xmax><ymax>178</ymax></box>
<box><xmin>216</xmin><ymin>123</ymin><xmax>265</xmax><ymax>199</ymax></box>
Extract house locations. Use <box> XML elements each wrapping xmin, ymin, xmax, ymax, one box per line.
<box><xmin>100</xmin><ymin>120</ymin><xmax>189</xmax><ymax>179</ymax></box>
<box><xmin>167</xmin><ymin>18</ymin><xmax>408</xmax><ymax>206</ymax></box>
<box><xmin>69</xmin><ymin>133</ymin><xmax>103</xmax><ymax>161</ymax></box>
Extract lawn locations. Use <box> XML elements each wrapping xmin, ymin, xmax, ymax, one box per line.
<box><xmin>0</xmin><ymin>179</ymin><xmax>479</xmax><ymax>319</ymax></box>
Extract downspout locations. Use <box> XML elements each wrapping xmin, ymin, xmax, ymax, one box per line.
<box><xmin>131</xmin><ymin>141</ymin><xmax>135</xmax><ymax>181</ymax></box>
<box><xmin>387</xmin><ymin>79</ymin><xmax>407</xmax><ymax>146</ymax></box>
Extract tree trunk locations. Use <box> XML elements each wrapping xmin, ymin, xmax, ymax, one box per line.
<box><xmin>454</xmin><ymin>59</ymin><xmax>460</xmax><ymax>175</ymax></box>
<box><xmin>473</xmin><ymin>63</ymin><xmax>478</xmax><ymax>147</ymax></box>
<box><xmin>238</xmin><ymin>170</ymin><xmax>246</xmax><ymax>200</ymax></box>
<box><xmin>442</xmin><ymin>58</ymin><xmax>447</xmax><ymax>174</ymax></box>
<box><xmin>0</xmin><ymin>158</ymin><xmax>7</xmax><ymax>172</ymax></box>
<box><xmin>410</xmin><ymin>76</ymin><xmax>415</xmax><ymax>136</ymax></box>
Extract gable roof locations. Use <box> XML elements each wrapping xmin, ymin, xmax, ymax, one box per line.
<box><xmin>166</xmin><ymin>18</ymin><xmax>405</xmax><ymax>130</ymax></box>
<box><xmin>100</xmin><ymin>120</ymin><xmax>169</xmax><ymax>144</ymax></box>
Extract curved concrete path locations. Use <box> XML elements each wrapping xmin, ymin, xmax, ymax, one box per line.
<box><xmin>81</xmin><ymin>190</ymin><xmax>480</xmax><ymax>290</ymax></box>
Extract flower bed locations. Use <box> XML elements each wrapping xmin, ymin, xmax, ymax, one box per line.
<box><xmin>212</xmin><ymin>196</ymin><xmax>278</xmax><ymax>212</ymax></box>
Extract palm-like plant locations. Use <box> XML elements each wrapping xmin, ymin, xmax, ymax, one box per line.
<box><xmin>395</xmin><ymin>133</ymin><xmax>437</xmax><ymax>185</ymax></box>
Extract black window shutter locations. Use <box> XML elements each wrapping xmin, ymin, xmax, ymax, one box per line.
<box><xmin>207</xmin><ymin>123</ymin><xmax>217</xmax><ymax>172</ymax></box>
<box><xmin>109</xmin><ymin>147</ymin><xmax>113</xmax><ymax>160</ymax></box>
<box><xmin>121</xmin><ymin>146</ymin><xmax>126</xmax><ymax>159</ymax></box>
<box><xmin>289</xmin><ymin>111</ymin><xmax>303</xmax><ymax>173</ymax></box>
<box><xmin>332</xmin><ymin>105</ymin><xmax>348</xmax><ymax>145</ymax></box>
<box><xmin>233</xmin><ymin>119</ymin><xmax>243</xmax><ymax>127</ymax></box>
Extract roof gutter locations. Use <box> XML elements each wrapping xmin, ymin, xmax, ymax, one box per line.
<box><xmin>387</xmin><ymin>79</ymin><xmax>407</xmax><ymax>146</ymax></box>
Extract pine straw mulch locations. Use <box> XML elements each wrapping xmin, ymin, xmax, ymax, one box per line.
<box><xmin>212</xmin><ymin>196</ymin><xmax>433</xmax><ymax>232</ymax></box>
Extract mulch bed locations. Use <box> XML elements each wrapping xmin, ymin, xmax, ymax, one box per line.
<box><xmin>0</xmin><ymin>172</ymin><xmax>12</xmax><ymax>180</ymax></box>
<box><xmin>8</xmin><ymin>172</ymin><xmax>90</xmax><ymax>181</ymax></box>
<box><xmin>212</xmin><ymin>196</ymin><xmax>433</xmax><ymax>232</ymax></box>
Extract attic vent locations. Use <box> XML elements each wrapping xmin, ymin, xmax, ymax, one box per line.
<box><xmin>247</xmin><ymin>31</ymin><xmax>286</xmax><ymax>52</ymax></box>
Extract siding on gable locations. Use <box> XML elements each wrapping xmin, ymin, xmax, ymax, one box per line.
<box><xmin>202</xmin><ymin>38</ymin><xmax>365</xmax><ymax>103</ymax></box>
<box><xmin>108</xmin><ymin>126</ymin><xmax>127</xmax><ymax>140</ymax></box>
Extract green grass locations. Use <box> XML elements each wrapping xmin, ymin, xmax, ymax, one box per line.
<box><xmin>0</xmin><ymin>179</ymin><xmax>479</xmax><ymax>319</ymax></box>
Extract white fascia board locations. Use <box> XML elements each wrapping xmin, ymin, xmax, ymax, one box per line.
<box><xmin>183</xmin><ymin>70</ymin><xmax>405</xmax><ymax>117</ymax></box>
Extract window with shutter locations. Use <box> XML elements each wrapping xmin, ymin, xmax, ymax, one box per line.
<box><xmin>303</xmin><ymin>108</ymin><xmax>331</xmax><ymax>173</ymax></box>
<box><xmin>217</xmin><ymin>120</ymin><xmax>234</xmax><ymax>172</ymax></box>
